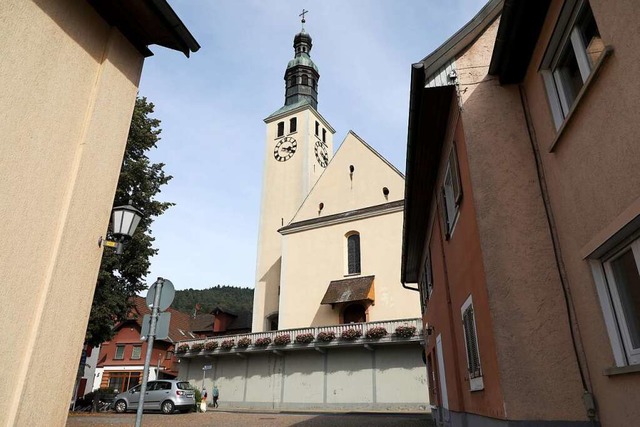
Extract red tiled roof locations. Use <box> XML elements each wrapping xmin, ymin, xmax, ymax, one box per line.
<box><xmin>127</xmin><ymin>296</ymin><xmax>195</xmax><ymax>343</ymax></box>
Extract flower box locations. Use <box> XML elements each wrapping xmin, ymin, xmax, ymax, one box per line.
<box><xmin>273</xmin><ymin>334</ymin><xmax>291</xmax><ymax>345</ymax></box>
<box><xmin>237</xmin><ymin>337</ymin><xmax>252</xmax><ymax>348</ymax></box>
<box><xmin>365</xmin><ymin>326</ymin><xmax>388</xmax><ymax>339</ymax></box>
<box><xmin>177</xmin><ymin>344</ymin><xmax>190</xmax><ymax>354</ymax></box>
<box><xmin>395</xmin><ymin>325</ymin><xmax>417</xmax><ymax>338</ymax></box>
<box><xmin>295</xmin><ymin>333</ymin><xmax>315</xmax><ymax>344</ymax></box>
<box><xmin>190</xmin><ymin>343</ymin><xmax>205</xmax><ymax>352</ymax></box>
<box><xmin>255</xmin><ymin>337</ymin><xmax>272</xmax><ymax>347</ymax></box>
<box><xmin>220</xmin><ymin>339</ymin><xmax>235</xmax><ymax>349</ymax></box>
<box><xmin>204</xmin><ymin>341</ymin><xmax>219</xmax><ymax>351</ymax></box>
<box><xmin>317</xmin><ymin>331</ymin><xmax>336</xmax><ymax>342</ymax></box>
<box><xmin>340</xmin><ymin>328</ymin><xmax>363</xmax><ymax>340</ymax></box>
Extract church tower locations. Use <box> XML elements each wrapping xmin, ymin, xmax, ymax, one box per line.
<box><xmin>252</xmin><ymin>15</ymin><xmax>335</xmax><ymax>332</ymax></box>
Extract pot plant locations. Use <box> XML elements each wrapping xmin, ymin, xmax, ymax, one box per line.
<box><xmin>341</xmin><ymin>328</ymin><xmax>363</xmax><ymax>340</ymax></box>
<box><xmin>205</xmin><ymin>340</ymin><xmax>219</xmax><ymax>351</ymax></box>
<box><xmin>191</xmin><ymin>342</ymin><xmax>204</xmax><ymax>352</ymax></box>
<box><xmin>177</xmin><ymin>344</ymin><xmax>190</xmax><ymax>354</ymax></box>
<box><xmin>395</xmin><ymin>325</ymin><xmax>417</xmax><ymax>338</ymax></box>
<box><xmin>317</xmin><ymin>331</ymin><xmax>336</xmax><ymax>342</ymax></box>
<box><xmin>295</xmin><ymin>333</ymin><xmax>315</xmax><ymax>344</ymax></box>
<box><xmin>220</xmin><ymin>339</ymin><xmax>235</xmax><ymax>349</ymax></box>
<box><xmin>237</xmin><ymin>337</ymin><xmax>252</xmax><ymax>348</ymax></box>
<box><xmin>255</xmin><ymin>337</ymin><xmax>272</xmax><ymax>347</ymax></box>
<box><xmin>365</xmin><ymin>326</ymin><xmax>388</xmax><ymax>339</ymax></box>
<box><xmin>273</xmin><ymin>333</ymin><xmax>291</xmax><ymax>345</ymax></box>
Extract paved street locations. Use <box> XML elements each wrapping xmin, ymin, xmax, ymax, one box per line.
<box><xmin>66</xmin><ymin>410</ymin><xmax>433</xmax><ymax>427</ymax></box>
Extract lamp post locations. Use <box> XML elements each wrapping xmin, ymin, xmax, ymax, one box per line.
<box><xmin>100</xmin><ymin>201</ymin><xmax>142</xmax><ymax>254</ymax></box>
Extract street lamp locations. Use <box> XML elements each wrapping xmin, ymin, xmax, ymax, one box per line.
<box><xmin>99</xmin><ymin>201</ymin><xmax>143</xmax><ymax>254</ymax></box>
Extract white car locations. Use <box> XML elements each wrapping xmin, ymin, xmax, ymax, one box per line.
<box><xmin>113</xmin><ymin>380</ymin><xmax>195</xmax><ymax>414</ymax></box>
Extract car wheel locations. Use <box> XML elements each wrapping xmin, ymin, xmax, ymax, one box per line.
<box><xmin>114</xmin><ymin>400</ymin><xmax>127</xmax><ymax>413</ymax></box>
<box><xmin>161</xmin><ymin>400</ymin><xmax>175</xmax><ymax>414</ymax></box>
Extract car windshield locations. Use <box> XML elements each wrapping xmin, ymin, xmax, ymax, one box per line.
<box><xmin>176</xmin><ymin>382</ymin><xmax>193</xmax><ymax>390</ymax></box>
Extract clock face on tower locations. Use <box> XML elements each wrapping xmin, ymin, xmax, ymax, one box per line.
<box><xmin>314</xmin><ymin>141</ymin><xmax>329</xmax><ymax>168</ymax></box>
<box><xmin>274</xmin><ymin>136</ymin><xmax>297</xmax><ymax>162</ymax></box>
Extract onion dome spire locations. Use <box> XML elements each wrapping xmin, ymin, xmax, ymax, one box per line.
<box><xmin>283</xmin><ymin>10</ymin><xmax>319</xmax><ymax>109</ymax></box>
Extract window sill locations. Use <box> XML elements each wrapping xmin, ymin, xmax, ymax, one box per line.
<box><xmin>603</xmin><ymin>364</ymin><xmax>640</xmax><ymax>376</ymax></box>
<box><xmin>548</xmin><ymin>45</ymin><xmax>613</xmax><ymax>153</ymax></box>
<box><xmin>344</xmin><ymin>273</ymin><xmax>361</xmax><ymax>278</ymax></box>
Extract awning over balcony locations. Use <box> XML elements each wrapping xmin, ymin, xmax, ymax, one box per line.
<box><xmin>321</xmin><ymin>275</ymin><xmax>375</xmax><ymax>305</ymax></box>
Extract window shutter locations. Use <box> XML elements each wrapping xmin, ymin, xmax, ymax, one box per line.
<box><xmin>441</xmin><ymin>189</ymin><xmax>450</xmax><ymax>240</ymax></box>
<box><xmin>463</xmin><ymin>305</ymin><xmax>481</xmax><ymax>378</ymax></box>
<box><xmin>450</xmin><ymin>145</ymin><xmax>462</xmax><ymax>205</ymax></box>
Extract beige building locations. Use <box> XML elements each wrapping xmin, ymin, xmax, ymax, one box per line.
<box><xmin>176</xmin><ymin>25</ymin><xmax>428</xmax><ymax>412</ymax></box>
<box><xmin>0</xmin><ymin>1</ymin><xmax>198</xmax><ymax>425</ymax></box>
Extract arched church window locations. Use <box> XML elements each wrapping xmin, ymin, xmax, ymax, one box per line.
<box><xmin>277</xmin><ymin>122</ymin><xmax>284</xmax><ymax>137</ymax></box>
<box><xmin>342</xmin><ymin>304</ymin><xmax>366</xmax><ymax>324</ymax></box>
<box><xmin>290</xmin><ymin>117</ymin><xmax>297</xmax><ymax>133</ymax></box>
<box><xmin>347</xmin><ymin>233</ymin><xmax>361</xmax><ymax>275</ymax></box>
<box><xmin>302</xmin><ymin>75</ymin><xmax>308</xmax><ymax>86</ymax></box>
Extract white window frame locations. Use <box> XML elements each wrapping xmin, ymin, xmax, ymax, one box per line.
<box><xmin>461</xmin><ymin>295</ymin><xmax>484</xmax><ymax>391</ymax></box>
<box><xmin>591</xmin><ymin>237</ymin><xmax>640</xmax><ymax>366</ymax></box>
<box><xmin>114</xmin><ymin>344</ymin><xmax>125</xmax><ymax>360</ymax></box>
<box><xmin>419</xmin><ymin>252</ymin><xmax>433</xmax><ymax>312</ymax></box>
<box><xmin>131</xmin><ymin>345</ymin><xmax>142</xmax><ymax>360</ymax></box>
<box><xmin>541</xmin><ymin>0</ymin><xmax>601</xmax><ymax>129</ymax></box>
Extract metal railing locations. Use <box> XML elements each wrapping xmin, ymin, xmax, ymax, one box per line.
<box><xmin>176</xmin><ymin>318</ymin><xmax>422</xmax><ymax>356</ymax></box>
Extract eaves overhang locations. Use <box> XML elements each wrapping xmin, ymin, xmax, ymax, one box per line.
<box><xmin>488</xmin><ymin>0</ymin><xmax>551</xmax><ymax>84</ymax></box>
<box><xmin>401</xmin><ymin>71</ymin><xmax>456</xmax><ymax>284</ymax></box>
<box><xmin>88</xmin><ymin>0</ymin><xmax>200</xmax><ymax>57</ymax></box>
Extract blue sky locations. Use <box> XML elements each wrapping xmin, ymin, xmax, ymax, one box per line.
<box><xmin>139</xmin><ymin>0</ymin><xmax>487</xmax><ymax>291</ymax></box>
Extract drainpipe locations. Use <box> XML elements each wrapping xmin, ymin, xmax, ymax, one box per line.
<box><xmin>518</xmin><ymin>85</ymin><xmax>597</xmax><ymax>422</ymax></box>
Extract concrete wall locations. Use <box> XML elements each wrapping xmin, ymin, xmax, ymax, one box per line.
<box><xmin>521</xmin><ymin>1</ymin><xmax>640</xmax><ymax>425</ymax></box>
<box><xmin>180</xmin><ymin>345</ymin><xmax>428</xmax><ymax>411</ymax></box>
<box><xmin>0</xmin><ymin>1</ymin><xmax>143</xmax><ymax>425</ymax></box>
<box><xmin>253</xmin><ymin>107</ymin><xmax>334</xmax><ymax>332</ymax></box>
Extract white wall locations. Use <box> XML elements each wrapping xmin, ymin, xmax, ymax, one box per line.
<box><xmin>180</xmin><ymin>345</ymin><xmax>429</xmax><ymax>411</ymax></box>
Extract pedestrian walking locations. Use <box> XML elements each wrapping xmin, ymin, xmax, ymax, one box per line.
<box><xmin>212</xmin><ymin>385</ymin><xmax>219</xmax><ymax>408</ymax></box>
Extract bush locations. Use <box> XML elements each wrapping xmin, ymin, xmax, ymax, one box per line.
<box><xmin>295</xmin><ymin>333</ymin><xmax>315</xmax><ymax>344</ymax></box>
<box><xmin>205</xmin><ymin>340</ymin><xmax>218</xmax><ymax>351</ymax></box>
<box><xmin>255</xmin><ymin>337</ymin><xmax>272</xmax><ymax>347</ymax></box>
<box><xmin>317</xmin><ymin>331</ymin><xmax>336</xmax><ymax>342</ymax></box>
<box><xmin>194</xmin><ymin>388</ymin><xmax>202</xmax><ymax>403</ymax></box>
<box><xmin>341</xmin><ymin>328</ymin><xmax>363</xmax><ymax>340</ymax></box>
<box><xmin>177</xmin><ymin>344</ymin><xmax>190</xmax><ymax>353</ymax></box>
<box><xmin>220</xmin><ymin>339</ymin><xmax>235</xmax><ymax>349</ymax></box>
<box><xmin>274</xmin><ymin>334</ymin><xmax>291</xmax><ymax>345</ymax></box>
<box><xmin>237</xmin><ymin>337</ymin><xmax>252</xmax><ymax>348</ymax></box>
<box><xmin>191</xmin><ymin>343</ymin><xmax>204</xmax><ymax>352</ymax></box>
<box><xmin>395</xmin><ymin>325</ymin><xmax>417</xmax><ymax>338</ymax></box>
<box><xmin>365</xmin><ymin>326</ymin><xmax>388</xmax><ymax>339</ymax></box>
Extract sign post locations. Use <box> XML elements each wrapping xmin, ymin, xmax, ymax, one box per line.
<box><xmin>134</xmin><ymin>277</ymin><xmax>175</xmax><ymax>427</ymax></box>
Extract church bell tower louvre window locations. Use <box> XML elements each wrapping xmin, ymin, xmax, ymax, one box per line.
<box><xmin>289</xmin><ymin>117</ymin><xmax>297</xmax><ymax>133</ymax></box>
<box><xmin>277</xmin><ymin>121</ymin><xmax>284</xmax><ymax>137</ymax></box>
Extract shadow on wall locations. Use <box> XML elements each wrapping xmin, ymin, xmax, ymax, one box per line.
<box><xmin>33</xmin><ymin>0</ymin><xmax>142</xmax><ymax>85</ymax></box>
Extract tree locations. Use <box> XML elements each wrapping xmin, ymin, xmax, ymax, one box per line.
<box><xmin>84</xmin><ymin>97</ymin><xmax>173</xmax><ymax>347</ymax></box>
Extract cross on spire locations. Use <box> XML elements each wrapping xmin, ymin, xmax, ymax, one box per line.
<box><xmin>299</xmin><ymin>9</ymin><xmax>308</xmax><ymax>31</ymax></box>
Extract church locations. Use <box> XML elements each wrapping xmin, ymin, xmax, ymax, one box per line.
<box><xmin>176</xmin><ymin>19</ymin><xmax>428</xmax><ymax>411</ymax></box>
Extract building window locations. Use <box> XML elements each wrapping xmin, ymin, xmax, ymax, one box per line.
<box><xmin>419</xmin><ymin>252</ymin><xmax>433</xmax><ymax>312</ymax></box>
<box><xmin>592</xmin><ymin>237</ymin><xmax>640</xmax><ymax>366</ymax></box>
<box><xmin>347</xmin><ymin>233</ymin><xmax>361</xmax><ymax>275</ymax></box>
<box><xmin>441</xmin><ymin>144</ymin><xmax>462</xmax><ymax>239</ymax></box>
<box><xmin>289</xmin><ymin>117</ymin><xmax>297</xmax><ymax>133</ymax></box>
<box><xmin>277</xmin><ymin>121</ymin><xmax>284</xmax><ymax>137</ymax></box>
<box><xmin>315</xmin><ymin>121</ymin><xmax>320</xmax><ymax>136</ymax></box>
<box><xmin>131</xmin><ymin>345</ymin><xmax>142</xmax><ymax>360</ymax></box>
<box><xmin>461</xmin><ymin>296</ymin><xmax>483</xmax><ymax>391</ymax></box>
<box><xmin>541</xmin><ymin>0</ymin><xmax>604</xmax><ymax>129</ymax></box>
<box><xmin>107</xmin><ymin>371</ymin><xmax>140</xmax><ymax>393</ymax></box>
<box><xmin>302</xmin><ymin>75</ymin><xmax>308</xmax><ymax>85</ymax></box>
<box><xmin>165</xmin><ymin>351</ymin><xmax>173</xmax><ymax>360</ymax></box>
<box><xmin>322</xmin><ymin>128</ymin><xmax>326</xmax><ymax>143</ymax></box>
<box><xmin>114</xmin><ymin>345</ymin><xmax>125</xmax><ymax>360</ymax></box>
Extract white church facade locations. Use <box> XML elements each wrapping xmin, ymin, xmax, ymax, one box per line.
<box><xmin>176</xmin><ymin>22</ymin><xmax>429</xmax><ymax>411</ymax></box>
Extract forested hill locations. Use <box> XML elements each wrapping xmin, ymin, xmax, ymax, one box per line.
<box><xmin>171</xmin><ymin>285</ymin><xmax>254</xmax><ymax>315</ymax></box>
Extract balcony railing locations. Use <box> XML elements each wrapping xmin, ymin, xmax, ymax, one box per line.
<box><xmin>176</xmin><ymin>318</ymin><xmax>423</xmax><ymax>357</ymax></box>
